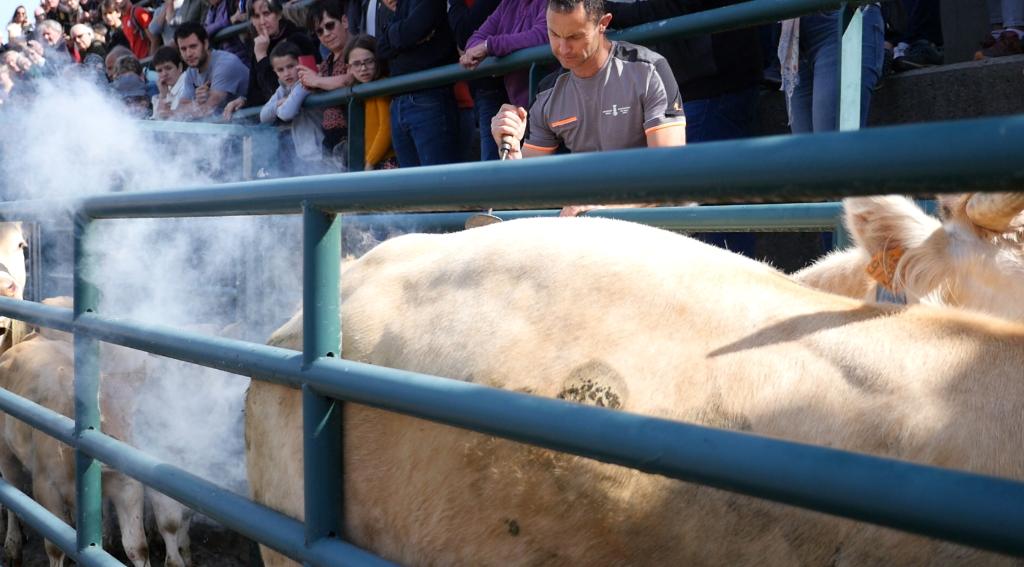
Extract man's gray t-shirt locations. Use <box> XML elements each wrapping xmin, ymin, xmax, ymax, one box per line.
<box><xmin>524</xmin><ymin>41</ymin><xmax>685</xmax><ymax>154</ymax></box>
<box><xmin>181</xmin><ymin>49</ymin><xmax>250</xmax><ymax>105</ymax></box>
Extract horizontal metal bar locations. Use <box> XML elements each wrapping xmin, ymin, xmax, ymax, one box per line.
<box><xmin>16</xmin><ymin>310</ymin><xmax>1022</xmax><ymax>557</ymax></box>
<box><xmin>0</xmin><ymin>478</ymin><xmax>124</xmax><ymax>567</ymax></box>
<box><xmin>134</xmin><ymin>120</ymin><xmax>264</xmax><ymax>137</ymax></box>
<box><xmin>0</xmin><ymin>297</ymin><xmax>75</xmax><ymax>332</ymax></box>
<box><xmin>0</xmin><ymin>200</ymin><xmax>75</xmax><ymax>222</ymax></box>
<box><xmin>76</xmin><ymin>429</ymin><xmax>393</xmax><ymax>567</ymax></box>
<box><xmin>76</xmin><ymin>115</ymin><xmax>1024</xmax><ymax>219</ymax></box>
<box><xmin>343</xmin><ymin>203</ymin><xmax>848</xmax><ymax>233</ymax></box>
<box><xmin>0</xmin><ymin>385</ymin><xmax>77</xmax><ymax>446</ymax></box>
<box><xmin>235</xmin><ymin>0</ymin><xmax>862</xmax><ymax>118</ymax></box>
<box><xmin>69</xmin><ymin>312</ymin><xmax>303</xmax><ymax>387</ymax></box>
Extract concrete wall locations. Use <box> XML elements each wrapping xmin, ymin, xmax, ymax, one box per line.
<box><xmin>757</xmin><ymin>53</ymin><xmax>1024</xmax><ymax>136</ymax></box>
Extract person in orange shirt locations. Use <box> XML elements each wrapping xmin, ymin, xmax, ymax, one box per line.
<box><xmin>344</xmin><ymin>34</ymin><xmax>397</xmax><ymax>170</ymax></box>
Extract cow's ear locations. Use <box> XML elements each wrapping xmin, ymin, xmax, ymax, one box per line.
<box><xmin>843</xmin><ymin>196</ymin><xmax>946</xmax><ymax>294</ymax></box>
<box><xmin>843</xmin><ymin>196</ymin><xmax>940</xmax><ymax>256</ymax></box>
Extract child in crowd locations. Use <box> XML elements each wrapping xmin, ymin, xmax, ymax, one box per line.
<box><xmin>344</xmin><ymin>34</ymin><xmax>395</xmax><ymax>170</ymax></box>
<box><xmin>151</xmin><ymin>45</ymin><xmax>187</xmax><ymax>119</ymax></box>
<box><xmin>260</xmin><ymin>40</ymin><xmax>324</xmax><ymax>175</ymax></box>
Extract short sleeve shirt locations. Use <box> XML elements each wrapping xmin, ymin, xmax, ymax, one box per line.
<box><xmin>524</xmin><ymin>41</ymin><xmax>685</xmax><ymax>154</ymax></box>
<box><xmin>181</xmin><ymin>49</ymin><xmax>250</xmax><ymax>106</ymax></box>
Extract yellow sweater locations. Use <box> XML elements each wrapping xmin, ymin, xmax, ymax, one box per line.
<box><xmin>364</xmin><ymin>96</ymin><xmax>395</xmax><ymax>168</ymax></box>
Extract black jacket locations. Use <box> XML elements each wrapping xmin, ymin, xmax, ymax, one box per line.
<box><xmin>447</xmin><ymin>0</ymin><xmax>503</xmax><ymax>92</ymax></box>
<box><xmin>376</xmin><ymin>0</ymin><xmax>457</xmax><ymax>77</ymax></box>
<box><xmin>607</xmin><ymin>0</ymin><xmax>763</xmax><ymax>101</ymax></box>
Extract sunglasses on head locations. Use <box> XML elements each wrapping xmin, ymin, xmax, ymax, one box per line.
<box><xmin>315</xmin><ymin>20</ymin><xmax>337</xmax><ymax>36</ymax></box>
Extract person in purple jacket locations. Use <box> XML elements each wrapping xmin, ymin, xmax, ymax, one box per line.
<box><xmin>458</xmin><ymin>0</ymin><xmax>547</xmax><ymax>110</ymax></box>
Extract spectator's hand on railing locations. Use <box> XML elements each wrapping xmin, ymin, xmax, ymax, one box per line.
<box><xmin>491</xmin><ymin>104</ymin><xmax>527</xmax><ymax>160</ymax></box>
<box><xmin>195</xmin><ymin>81</ymin><xmax>211</xmax><ymax>106</ymax></box>
<box><xmin>459</xmin><ymin>42</ymin><xmax>487</xmax><ymax>70</ymax></box>
<box><xmin>222</xmin><ymin>97</ymin><xmax>246</xmax><ymax>121</ymax></box>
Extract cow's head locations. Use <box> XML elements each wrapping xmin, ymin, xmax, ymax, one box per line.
<box><xmin>844</xmin><ymin>193</ymin><xmax>1024</xmax><ymax>320</ymax></box>
<box><xmin>0</xmin><ymin>223</ymin><xmax>27</xmax><ymax>300</ymax></box>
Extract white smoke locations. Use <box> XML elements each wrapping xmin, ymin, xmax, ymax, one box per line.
<box><xmin>1</xmin><ymin>75</ymin><xmax>305</xmax><ymax>495</ymax></box>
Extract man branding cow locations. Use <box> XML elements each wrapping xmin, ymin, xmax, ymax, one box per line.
<box><xmin>246</xmin><ymin>214</ymin><xmax>1024</xmax><ymax>566</ymax></box>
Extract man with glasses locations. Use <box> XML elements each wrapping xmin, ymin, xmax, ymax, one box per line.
<box><xmin>174</xmin><ymin>22</ymin><xmax>248</xmax><ymax>119</ymax></box>
<box><xmin>70</xmin><ymin>23</ymin><xmax>107</xmax><ymax>78</ymax></box>
<box><xmin>376</xmin><ymin>0</ymin><xmax>460</xmax><ymax>167</ymax></box>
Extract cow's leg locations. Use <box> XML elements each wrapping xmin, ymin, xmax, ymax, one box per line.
<box><xmin>31</xmin><ymin>478</ymin><xmax>68</xmax><ymax>567</ymax></box>
<box><xmin>146</xmin><ymin>489</ymin><xmax>191</xmax><ymax>567</ymax></box>
<box><xmin>104</xmin><ymin>472</ymin><xmax>150</xmax><ymax>567</ymax></box>
<box><xmin>0</xmin><ymin>448</ymin><xmax>29</xmax><ymax>567</ymax></box>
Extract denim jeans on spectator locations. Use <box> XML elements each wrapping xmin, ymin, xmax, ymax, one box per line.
<box><xmin>685</xmin><ymin>85</ymin><xmax>760</xmax><ymax>258</ymax></box>
<box><xmin>472</xmin><ymin>86</ymin><xmax>508</xmax><ymax>161</ymax></box>
<box><xmin>988</xmin><ymin>0</ymin><xmax>1024</xmax><ymax>27</ymax></box>
<box><xmin>683</xmin><ymin>85</ymin><xmax>760</xmax><ymax>143</ymax></box>
<box><xmin>789</xmin><ymin>5</ymin><xmax>885</xmax><ymax>133</ymax></box>
<box><xmin>390</xmin><ymin>86</ymin><xmax>461</xmax><ymax>167</ymax></box>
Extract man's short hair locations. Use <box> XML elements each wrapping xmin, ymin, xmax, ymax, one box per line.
<box><xmin>70</xmin><ymin>23</ymin><xmax>93</xmax><ymax>40</ymax></box>
<box><xmin>547</xmin><ymin>0</ymin><xmax>605</xmax><ymax>22</ymax></box>
<box><xmin>269</xmin><ymin>40</ymin><xmax>302</xmax><ymax>62</ymax></box>
<box><xmin>38</xmin><ymin>19</ymin><xmax>62</xmax><ymax>33</ymax></box>
<box><xmin>174</xmin><ymin>21</ymin><xmax>208</xmax><ymax>43</ymax></box>
<box><xmin>152</xmin><ymin>45</ymin><xmax>183</xmax><ymax>68</ymax></box>
<box><xmin>114</xmin><ymin>53</ymin><xmax>143</xmax><ymax>76</ymax></box>
<box><xmin>101</xmin><ymin>0</ymin><xmax>120</xmax><ymax>14</ymax></box>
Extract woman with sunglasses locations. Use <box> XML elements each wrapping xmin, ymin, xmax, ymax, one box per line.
<box><xmin>222</xmin><ymin>0</ymin><xmax>317</xmax><ymax>117</ymax></box>
<box><xmin>299</xmin><ymin>0</ymin><xmax>355</xmax><ymax>166</ymax></box>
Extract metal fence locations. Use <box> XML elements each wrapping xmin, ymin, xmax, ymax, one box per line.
<box><xmin>2</xmin><ymin>0</ymin><xmax>1024</xmax><ymax>565</ymax></box>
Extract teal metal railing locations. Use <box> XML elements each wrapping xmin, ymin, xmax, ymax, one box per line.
<box><xmin>3</xmin><ymin>0</ymin><xmax>1024</xmax><ymax>564</ymax></box>
<box><xmin>0</xmin><ymin>113</ymin><xmax>1023</xmax><ymax>564</ymax></box>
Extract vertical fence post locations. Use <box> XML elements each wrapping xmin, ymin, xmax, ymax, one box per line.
<box><xmin>242</xmin><ymin>134</ymin><xmax>254</xmax><ymax>180</ymax></box>
<box><xmin>837</xmin><ymin>3</ymin><xmax>863</xmax><ymax>131</ymax></box>
<box><xmin>302</xmin><ymin>202</ymin><xmax>343</xmax><ymax>558</ymax></box>
<box><xmin>347</xmin><ymin>100</ymin><xmax>366</xmax><ymax>172</ymax></box>
<box><xmin>73</xmin><ymin>212</ymin><xmax>102</xmax><ymax>554</ymax></box>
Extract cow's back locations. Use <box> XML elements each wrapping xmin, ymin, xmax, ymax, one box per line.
<box><xmin>248</xmin><ymin>218</ymin><xmax>1023</xmax><ymax>566</ymax></box>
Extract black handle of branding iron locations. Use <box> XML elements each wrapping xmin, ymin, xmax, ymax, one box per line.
<box><xmin>499</xmin><ymin>136</ymin><xmax>513</xmax><ymax>161</ymax></box>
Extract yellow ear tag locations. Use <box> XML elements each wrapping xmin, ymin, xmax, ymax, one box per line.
<box><xmin>865</xmin><ymin>246</ymin><xmax>904</xmax><ymax>293</ymax></box>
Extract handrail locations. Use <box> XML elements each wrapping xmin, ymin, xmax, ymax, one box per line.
<box><xmin>36</xmin><ymin>114</ymin><xmax>1021</xmax><ymax>219</ymax></box>
<box><xmin>230</xmin><ymin>0</ymin><xmax>869</xmax><ymax>119</ymax></box>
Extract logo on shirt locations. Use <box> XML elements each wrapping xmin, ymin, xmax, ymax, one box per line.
<box><xmin>602</xmin><ymin>104</ymin><xmax>631</xmax><ymax>117</ymax></box>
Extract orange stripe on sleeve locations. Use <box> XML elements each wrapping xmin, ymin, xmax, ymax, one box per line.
<box><xmin>523</xmin><ymin>143</ymin><xmax>558</xmax><ymax>153</ymax></box>
<box><xmin>644</xmin><ymin>120</ymin><xmax>687</xmax><ymax>135</ymax></box>
<box><xmin>549</xmin><ymin>116</ymin><xmax>578</xmax><ymax>128</ymax></box>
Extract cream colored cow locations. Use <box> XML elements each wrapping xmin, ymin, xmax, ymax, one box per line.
<box><xmin>246</xmin><ymin>216</ymin><xmax>1024</xmax><ymax>566</ymax></box>
<box><xmin>0</xmin><ymin>296</ymin><xmax>194</xmax><ymax>567</ymax></box>
<box><xmin>794</xmin><ymin>193</ymin><xmax>1024</xmax><ymax>320</ymax></box>
<box><xmin>0</xmin><ymin>299</ymin><xmax>151</xmax><ymax>567</ymax></box>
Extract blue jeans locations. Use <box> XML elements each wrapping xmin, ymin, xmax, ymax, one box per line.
<box><xmin>683</xmin><ymin>85</ymin><xmax>760</xmax><ymax>143</ymax></box>
<box><xmin>472</xmin><ymin>86</ymin><xmax>508</xmax><ymax>161</ymax></box>
<box><xmin>790</xmin><ymin>5</ymin><xmax>885</xmax><ymax>133</ymax></box>
<box><xmin>390</xmin><ymin>87</ymin><xmax>460</xmax><ymax>167</ymax></box>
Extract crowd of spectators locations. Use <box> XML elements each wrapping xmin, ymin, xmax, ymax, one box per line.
<box><xmin>0</xmin><ymin>0</ymin><xmax>1019</xmax><ymax>177</ymax></box>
